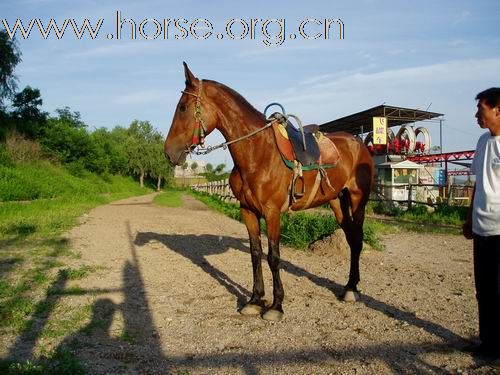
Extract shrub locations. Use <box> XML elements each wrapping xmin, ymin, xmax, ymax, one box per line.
<box><xmin>0</xmin><ymin>144</ymin><xmax>13</xmax><ymax>166</ymax></box>
<box><xmin>5</xmin><ymin>132</ymin><xmax>42</xmax><ymax>162</ymax></box>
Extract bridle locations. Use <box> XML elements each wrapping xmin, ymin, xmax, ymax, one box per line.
<box><xmin>180</xmin><ymin>79</ymin><xmax>277</xmax><ymax>156</ymax></box>
<box><xmin>181</xmin><ymin>79</ymin><xmax>207</xmax><ymax>150</ymax></box>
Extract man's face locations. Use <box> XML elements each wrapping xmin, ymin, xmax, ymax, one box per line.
<box><xmin>475</xmin><ymin>99</ymin><xmax>499</xmax><ymax>130</ymax></box>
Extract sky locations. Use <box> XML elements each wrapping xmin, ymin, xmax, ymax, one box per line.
<box><xmin>1</xmin><ymin>0</ymin><xmax>499</xmax><ymax>168</ymax></box>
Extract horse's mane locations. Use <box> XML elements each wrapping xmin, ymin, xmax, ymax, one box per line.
<box><xmin>204</xmin><ymin>79</ymin><xmax>266</xmax><ymax>121</ymax></box>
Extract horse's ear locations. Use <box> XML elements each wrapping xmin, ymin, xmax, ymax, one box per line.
<box><xmin>183</xmin><ymin>62</ymin><xmax>197</xmax><ymax>87</ymax></box>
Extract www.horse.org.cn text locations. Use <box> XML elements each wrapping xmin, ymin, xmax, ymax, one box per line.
<box><xmin>1</xmin><ymin>11</ymin><xmax>345</xmax><ymax>46</ymax></box>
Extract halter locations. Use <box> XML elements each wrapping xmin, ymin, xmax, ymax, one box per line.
<box><xmin>181</xmin><ymin>79</ymin><xmax>207</xmax><ymax>149</ymax></box>
<box><xmin>180</xmin><ymin>80</ymin><xmax>277</xmax><ymax>156</ymax></box>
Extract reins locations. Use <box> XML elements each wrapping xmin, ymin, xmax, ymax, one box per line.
<box><xmin>182</xmin><ymin>79</ymin><xmax>277</xmax><ymax>156</ymax></box>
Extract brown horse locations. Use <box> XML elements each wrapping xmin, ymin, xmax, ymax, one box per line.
<box><xmin>164</xmin><ymin>63</ymin><xmax>374</xmax><ymax>321</ymax></box>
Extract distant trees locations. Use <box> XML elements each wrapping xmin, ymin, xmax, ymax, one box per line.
<box><xmin>0</xmin><ymin>30</ymin><xmax>22</xmax><ymax>140</ymax></box>
<box><xmin>200</xmin><ymin>163</ymin><xmax>228</xmax><ymax>181</ymax></box>
<box><xmin>10</xmin><ymin>86</ymin><xmax>47</xmax><ymax>139</ymax></box>
<box><xmin>0</xmin><ymin>31</ymin><xmax>174</xmax><ymax>189</ymax></box>
<box><xmin>0</xmin><ymin>30</ymin><xmax>21</xmax><ymax>106</ymax></box>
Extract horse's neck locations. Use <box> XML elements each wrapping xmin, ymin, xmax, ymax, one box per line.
<box><xmin>209</xmin><ymin>84</ymin><xmax>275</xmax><ymax>165</ymax></box>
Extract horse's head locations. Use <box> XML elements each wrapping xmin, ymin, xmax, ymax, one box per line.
<box><xmin>164</xmin><ymin>62</ymin><xmax>219</xmax><ymax>166</ymax></box>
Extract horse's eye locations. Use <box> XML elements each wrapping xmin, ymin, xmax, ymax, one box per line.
<box><xmin>179</xmin><ymin>104</ymin><xmax>187</xmax><ymax>112</ymax></box>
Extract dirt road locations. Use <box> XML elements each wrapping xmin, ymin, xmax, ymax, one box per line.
<box><xmin>61</xmin><ymin>193</ymin><xmax>497</xmax><ymax>374</ymax></box>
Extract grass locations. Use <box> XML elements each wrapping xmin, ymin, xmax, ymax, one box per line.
<box><xmin>0</xmin><ymin>347</ymin><xmax>85</xmax><ymax>374</ymax></box>
<box><xmin>0</xmin><ymin>160</ymin><xmax>146</xmax><ymax>202</ymax></box>
<box><xmin>119</xmin><ymin>330</ymin><xmax>137</xmax><ymax>344</ymax></box>
<box><xmin>188</xmin><ymin>190</ymin><xmax>384</xmax><ymax>250</ymax></box>
<box><xmin>368</xmin><ymin>201</ymin><xmax>465</xmax><ymax>235</ymax></box>
<box><xmin>153</xmin><ymin>188</ymin><xmax>184</xmax><ymax>207</ymax></box>
<box><xmin>0</xmin><ymin>160</ymin><xmax>154</xmax><ymax>373</ymax></box>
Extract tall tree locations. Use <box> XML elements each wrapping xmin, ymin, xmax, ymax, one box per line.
<box><xmin>190</xmin><ymin>161</ymin><xmax>198</xmax><ymax>174</ymax></box>
<box><xmin>149</xmin><ymin>136</ymin><xmax>173</xmax><ymax>191</ymax></box>
<box><xmin>11</xmin><ymin>86</ymin><xmax>47</xmax><ymax>138</ymax></box>
<box><xmin>126</xmin><ymin>120</ymin><xmax>160</xmax><ymax>187</ymax></box>
<box><xmin>0</xmin><ymin>31</ymin><xmax>22</xmax><ymax>107</ymax></box>
<box><xmin>39</xmin><ymin>108</ymin><xmax>94</xmax><ymax>169</ymax></box>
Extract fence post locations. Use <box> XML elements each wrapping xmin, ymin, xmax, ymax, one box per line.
<box><xmin>408</xmin><ymin>184</ymin><xmax>413</xmax><ymax>210</ymax></box>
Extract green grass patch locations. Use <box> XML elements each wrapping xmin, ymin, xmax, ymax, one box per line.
<box><xmin>58</xmin><ymin>265</ymin><xmax>104</xmax><ymax>281</ymax></box>
<box><xmin>0</xmin><ymin>160</ymin><xmax>148</xmax><ymax>202</ymax></box>
<box><xmin>0</xmin><ymin>346</ymin><xmax>85</xmax><ymax>374</ymax></box>
<box><xmin>39</xmin><ymin>305</ymin><xmax>92</xmax><ymax>339</ymax></box>
<box><xmin>279</xmin><ymin>212</ymin><xmax>339</xmax><ymax>249</ymax></box>
<box><xmin>0</xmin><ymin>160</ymin><xmax>153</xmax><ymax>371</ymax></box>
<box><xmin>371</xmin><ymin>201</ymin><xmax>467</xmax><ymax>228</ymax></box>
<box><xmin>189</xmin><ymin>190</ymin><xmax>242</xmax><ymax>221</ymax></box>
<box><xmin>153</xmin><ymin>188</ymin><xmax>184</xmax><ymax>207</ymax></box>
<box><xmin>366</xmin><ymin>201</ymin><xmax>464</xmax><ymax>235</ymax></box>
<box><xmin>120</xmin><ymin>330</ymin><xmax>137</xmax><ymax>344</ymax></box>
<box><xmin>189</xmin><ymin>191</ymin><xmax>384</xmax><ymax>251</ymax></box>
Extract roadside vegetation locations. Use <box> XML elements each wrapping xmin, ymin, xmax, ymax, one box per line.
<box><xmin>0</xmin><ymin>161</ymin><xmax>151</xmax><ymax>373</ymax></box>
<box><xmin>153</xmin><ymin>188</ymin><xmax>185</xmax><ymax>208</ymax></box>
<box><xmin>0</xmin><ymin>30</ymin><xmax>164</xmax><ymax>373</ymax></box>
<box><xmin>188</xmin><ymin>190</ymin><xmax>465</xmax><ymax>253</ymax></box>
<box><xmin>368</xmin><ymin>201</ymin><xmax>466</xmax><ymax>233</ymax></box>
<box><xmin>189</xmin><ymin>190</ymin><xmax>386</xmax><ymax>251</ymax></box>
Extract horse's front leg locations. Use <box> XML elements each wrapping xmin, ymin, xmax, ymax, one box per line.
<box><xmin>262</xmin><ymin>212</ymin><xmax>284</xmax><ymax>321</ymax></box>
<box><xmin>239</xmin><ymin>207</ymin><xmax>266</xmax><ymax>316</ymax></box>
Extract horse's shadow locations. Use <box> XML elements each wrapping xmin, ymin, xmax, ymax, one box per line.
<box><xmin>135</xmin><ymin>232</ymin><xmax>465</xmax><ymax>346</ymax></box>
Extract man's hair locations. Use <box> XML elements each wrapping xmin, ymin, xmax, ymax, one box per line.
<box><xmin>476</xmin><ymin>87</ymin><xmax>500</xmax><ymax>108</ymax></box>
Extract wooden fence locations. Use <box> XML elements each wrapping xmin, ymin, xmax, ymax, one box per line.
<box><xmin>192</xmin><ymin>179</ymin><xmax>473</xmax><ymax>209</ymax></box>
<box><xmin>371</xmin><ymin>183</ymin><xmax>473</xmax><ymax>209</ymax></box>
<box><xmin>191</xmin><ymin>179</ymin><xmax>238</xmax><ymax>203</ymax></box>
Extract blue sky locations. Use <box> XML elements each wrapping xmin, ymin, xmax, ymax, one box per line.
<box><xmin>1</xmin><ymin>0</ymin><xmax>499</xmax><ymax>167</ymax></box>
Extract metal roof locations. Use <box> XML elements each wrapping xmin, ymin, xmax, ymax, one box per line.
<box><xmin>319</xmin><ymin>105</ymin><xmax>443</xmax><ymax>135</ymax></box>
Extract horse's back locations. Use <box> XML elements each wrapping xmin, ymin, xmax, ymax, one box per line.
<box><xmin>324</xmin><ymin>131</ymin><xmax>374</xmax><ymax>190</ymax></box>
<box><xmin>325</xmin><ymin>131</ymin><xmax>372</xmax><ymax>162</ymax></box>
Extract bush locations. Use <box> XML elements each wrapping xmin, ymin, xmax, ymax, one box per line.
<box><xmin>65</xmin><ymin>160</ymin><xmax>86</xmax><ymax>178</ymax></box>
<box><xmin>5</xmin><ymin>132</ymin><xmax>42</xmax><ymax>162</ymax></box>
<box><xmin>280</xmin><ymin>212</ymin><xmax>338</xmax><ymax>249</ymax></box>
<box><xmin>0</xmin><ymin>145</ymin><xmax>13</xmax><ymax>166</ymax></box>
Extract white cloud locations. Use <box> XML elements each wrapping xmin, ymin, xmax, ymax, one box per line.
<box><xmin>454</xmin><ymin>10</ymin><xmax>471</xmax><ymax>25</ymax></box>
<box><xmin>273</xmin><ymin>58</ymin><xmax>500</xmax><ymax>151</ymax></box>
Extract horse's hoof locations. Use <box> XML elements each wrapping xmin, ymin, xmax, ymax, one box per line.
<box><xmin>240</xmin><ymin>304</ymin><xmax>263</xmax><ymax>316</ymax></box>
<box><xmin>262</xmin><ymin>309</ymin><xmax>283</xmax><ymax>321</ymax></box>
<box><xmin>343</xmin><ymin>290</ymin><xmax>358</xmax><ymax>302</ymax></box>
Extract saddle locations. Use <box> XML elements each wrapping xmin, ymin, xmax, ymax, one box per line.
<box><xmin>271</xmin><ymin>117</ymin><xmax>341</xmax><ymax>205</ymax></box>
<box><xmin>271</xmin><ymin>120</ymin><xmax>340</xmax><ymax>169</ymax></box>
<box><xmin>285</xmin><ymin>121</ymin><xmax>320</xmax><ymax>166</ymax></box>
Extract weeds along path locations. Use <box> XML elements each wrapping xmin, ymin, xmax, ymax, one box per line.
<box><xmin>53</xmin><ymin>193</ymin><xmax>490</xmax><ymax>373</ymax></box>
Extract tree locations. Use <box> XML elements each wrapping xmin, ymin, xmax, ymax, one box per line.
<box><xmin>215</xmin><ymin>163</ymin><xmax>226</xmax><ymax>174</ymax></box>
<box><xmin>149</xmin><ymin>136</ymin><xmax>173</xmax><ymax>191</ymax></box>
<box><xmin>40</xmin><ymin>114</ymin><xmax>95</xmax><ymax>170</ymax></box>
<box><xmin>11</xmin><ymin>86</ymin><xmax>47</xmax><ymax>139</ymax></box>
<box><xmin>126</xmin><ymin>120</ymin><xmax>161</xmax><ymax>187</ymax></box>
<box><xmin>190</xmin><ymin>161</ymin><xmax>198</xmax><ymax>175</ymax></box>
<box><xmin>54</xmin><ymin>107</ymin><xmax>86</xmax><ymax>129</ymax></box>
<box><xmin>182</xmin><ymin>161</ymin><xmax>189</xmax><ymax>186</ymax></box>
<box><xmin>0</xmin><ymin>30</ymin><xmax>22</xmax><ymax>106</ymax></box>
<box><xmin>205</xmin><ymin>163</ymin><xmax>213</xmax><ymax>173</ymax></box>
<box><xmin>107</xmin><ymin>126</ymin><xmax>130</xmax><ymax>174</ymax></box>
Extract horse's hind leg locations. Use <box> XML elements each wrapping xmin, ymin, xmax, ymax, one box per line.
<box><xmin>330</xmin><ymin>188</ymin><xmax>367</xmax><ymax>301</ymax></box>
<box><xmin>239</xmin><ymin>207</ymin><xmax>266</xmax><ymax>315</ymax></box>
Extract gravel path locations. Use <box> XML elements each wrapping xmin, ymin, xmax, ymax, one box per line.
<box><xmin>60</xmin><ymin>193</ymin><xmax>498</xmax><ymax>374</ymax></box>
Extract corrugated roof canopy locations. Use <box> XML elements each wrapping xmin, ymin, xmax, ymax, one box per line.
<box><xmin>319</xmin><ymin>105</ymin><xmax>443</xmax><ymax>135</ymax></box>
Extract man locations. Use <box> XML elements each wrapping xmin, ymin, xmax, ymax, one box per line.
<box><xmin>463</xmin><ymin>87</ymin><xmax>500</xmax><ymax>360</ymax></box>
